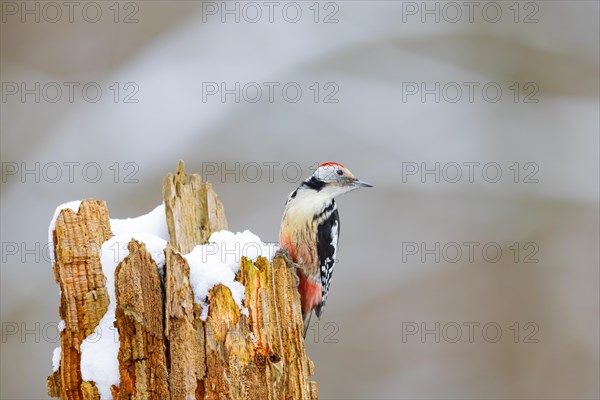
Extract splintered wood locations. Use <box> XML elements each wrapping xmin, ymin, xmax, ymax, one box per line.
<box><xmin>47</xmin><ymin>161</ymin><xmax>318</xmax><ymax>399</ymax></box>
<box><xmin>164</xmin><ymin>247</ymin><xmax>206</xmax><ymax>398</ymax></box>
<box><xmin>47</xmin><ymin>200</ymin><xmax>112</xmax><ymax>400</ymax></box>
<box><xmin>162</xmin><ymin>160</ymin><xmax>228</xmax><ymax>254</ymax></box>
<box><xmin>114</xmin><ymin>240</ymin><xmax>170</xmax><ymax>399</ymax></box>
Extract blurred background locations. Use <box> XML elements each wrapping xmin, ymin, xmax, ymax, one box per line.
<box><xmin>1</xmin><ymin>1</ymin><xmax>598</xmax><ymax>399</ymax></box>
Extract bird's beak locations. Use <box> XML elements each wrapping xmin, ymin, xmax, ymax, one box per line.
<box><xmin>352</xmin><ymin>179</ymin><xmax>373</xmax><ymax>188</ymax></box>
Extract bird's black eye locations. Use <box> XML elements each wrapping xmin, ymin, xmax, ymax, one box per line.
<box><xmin>336</xmin><ymin>169</ymin><xmax>343</xmax><ymax>176</ymax></box>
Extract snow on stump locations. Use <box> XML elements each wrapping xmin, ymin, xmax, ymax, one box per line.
<box><xmin>47</xmin><ymin>161</ymin><xmax>318</xmax><ymax>400</ymax></box>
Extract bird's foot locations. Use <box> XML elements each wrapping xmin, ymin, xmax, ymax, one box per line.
<box><xmin>274</xmin><ymin>248</ymin><xmax>293</xmax><ymax>264</ymax></box>
<box><xmin>274</xmin><ymin>248</ymin><xmax>301</xmax><ymax>287</ymax></box>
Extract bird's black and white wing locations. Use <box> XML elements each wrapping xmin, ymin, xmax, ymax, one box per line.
<box><xmin>315</xmin><ymin>207</ymin><xmax>340</xmax><ymax>318</ymax></box>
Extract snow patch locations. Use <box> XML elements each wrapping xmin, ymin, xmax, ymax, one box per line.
<box><xmin>110</xmin><ymin>204</ymin><xmax>169</xmax><ymax>240</ymax></box>
<box><xmin>184</xmin><ymin>230</ymin><xmax>277</xmax><ymax>321</ymax></box>
<box><xmin>52</xmin><ymin>346</ymin><xmax>61</xmax><ymax>372</ymax></box>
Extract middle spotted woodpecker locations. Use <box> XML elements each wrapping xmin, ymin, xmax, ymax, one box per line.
<box><xmin>277</xmin><ymin>162</ymin><xmax>372</xmax><ymax>335</ymax></box>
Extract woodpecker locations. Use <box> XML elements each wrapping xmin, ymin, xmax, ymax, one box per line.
<box><xmin>277</xmin><ymin>162</ymin><xmax>372</xmax><ymax>335</ymax></box>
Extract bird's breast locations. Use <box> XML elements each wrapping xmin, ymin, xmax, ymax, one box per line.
<box><xmin>279</xmin><ymin>208</ymin><xmax>320</xmax><ymax>277</ymax></box>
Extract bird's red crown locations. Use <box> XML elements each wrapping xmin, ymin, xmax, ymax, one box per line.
<box><xmin>320</xmin><ymin>162</ymin><xmax>345</xmax><ymax>169</ymax></box>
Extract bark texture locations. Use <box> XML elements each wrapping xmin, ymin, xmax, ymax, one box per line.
<box><xmin>47</xmin><ymin>200</ymin><xmax>113</xmax><ymax>400</ymax></box>
<box><xmin>113</xmin><ymin>240</ymin><xmax>170</xmax><ymax>399</ymax></box>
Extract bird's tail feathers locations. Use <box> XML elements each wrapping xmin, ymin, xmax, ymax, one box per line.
<box><xmin>303</xmin><ymin>311</ymin><xmax>313</xmax><ymax>338</ymax></box>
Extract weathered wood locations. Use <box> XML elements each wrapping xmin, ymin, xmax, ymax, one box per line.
<box><xmin>47</xmin><ymin>368</ymin><xmax>62</xmax><ymax>398</ymax></box>
<box><xmin>47</xmin><ymin>200</ymin><xmax>113</xmax><ymax>400</ymax></box>
<box><xmin>48</xmin><ymin>162</ymin><xmax>318</xmax><ymax>400</ymax></box>
<box><xmin>113</xmin><ymin>240</ymin><xmax>170</xmax><ymax>399</ymax></box>
<box><xmin>162</xmin><ymin>161</ymin><xmax>227</xmax><ymax>399</ymax></box>
<box><xmin>162</xmin><ymin>161</ymin><xmax>317</xmax><ymax>399</ymax></box>
<box><xmin>162</xmin><ymin>160</ymin><xmax>228</xmax><ymax>254</ymax></box>
<box><xmin>163</xmin><ymin>254</ymin><xmax>318</xmax><ymax>400</ymax></box>
<box><xmin>164</xmin><ymin>246</ymin><xmax>206</xmax><ymax>400</ymax></box>
<box><xmin>81</xmin><ymin>382</ymin><xmax>101</xmax><ymax>400</ymax></box>
<box><xmin>239</xmin><ymin>256</ymin><xmax>318</xmax><ymax>399</ymax></box>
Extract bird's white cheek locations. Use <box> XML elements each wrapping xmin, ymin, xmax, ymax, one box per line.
<box><xmin>335</xmin><ymin>185</ymin><xmax>358</xmax><ymax>196</ymax></box>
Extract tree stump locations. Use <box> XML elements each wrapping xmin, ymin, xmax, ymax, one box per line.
<box><xmin>47</xmin><ymin>161</ymin><xmax>318</xmax><ymax>399</ymax></box>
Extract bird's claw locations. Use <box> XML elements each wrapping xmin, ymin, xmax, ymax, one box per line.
<box><xmin>274</xmin><ymin>248</ymin><xmax>301</xmax><ymax>287</ymax></box>
<box><xmin>290</xmin><ymin>266</ymin><xmax>300</xmax><ymax>288</ymax></box>
<box><xmin>274</xmin><ymin>248</ymin><xmax>291</xmax><ymax>263</ymax></box>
